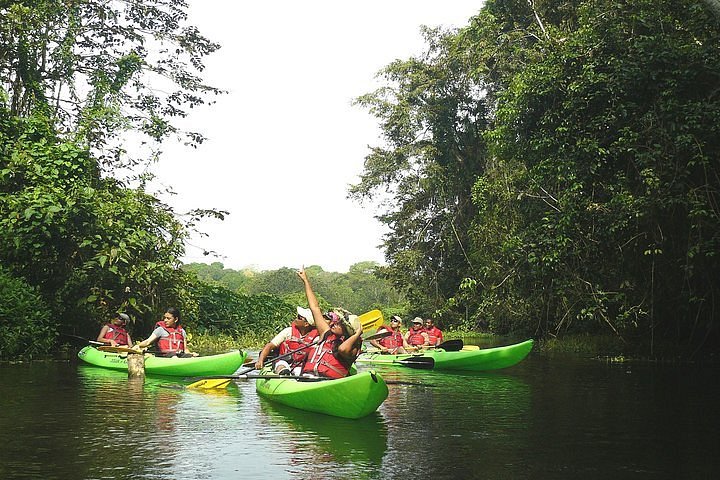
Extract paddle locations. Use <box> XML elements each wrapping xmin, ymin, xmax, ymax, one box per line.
<box><xmin>358</xmin><ymin>309</ymin><xmax>384</xmax><ymax>331</ymax></box>
<box><xmin>190</xmin><ymin>373</ymin><xmax>432</xmax><ymax>387</ymax></box>
<box><xmin>462</xmin><ymin>345</ymin><xmax>480</xmax><ymax>351</ymax></box>
<box><xmin>181</xmin><ymin>378</ymin><xmax>233</xmax><ymax>389</ymax></box>
<box><xmin>394</xmin><ymin>356</ymin><xmax>435</xmax><ymax>369</ymax></box>
<box><xmin>60</xmin><ymin>333</ymin><xmax>105</xmax><ymax>346</ymax></box>
<box><xmin>98</xmin><ymin>345</ymin><xmax>144</xmax><ymax>354</ymax></box>
<box><xmin>425</xmin><ymin>339</ymin><xmax>464</xmax><ymax>352</ymax></box>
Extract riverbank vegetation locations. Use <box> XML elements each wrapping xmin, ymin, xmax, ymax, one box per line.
<box><xmin>2</xmin><ymin>1</ymin><xmax>719</xmax><ymax>360</ymax></box>
<box><xmin>350</xmin><ymin>0</ymin><xmax>720</xmax><ymax>358</ymax></box>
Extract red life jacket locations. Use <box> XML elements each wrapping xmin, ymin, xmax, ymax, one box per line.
<box><xmin>425</xmin><ymin>326</ymin><xmax>443</xmax><ymax>345</ymax></box>
<box><xmin>406</xmin><ymin>328</ymin><xmax>426</xmax><ymax>346</ymax></box>
<box><xmin>155</xmin><ymin>321</ymin><xmax>186</xmax><ymax>355</ymax></box>
<box><xmin>102</xmin><ymin>323</ymin><xmax>130</xmax><ymax>346</ymax></box>
<box><xmin>278</xmin><ymin>324</ymin><xmax>319</xmax><ymax>368</ymax></box>
<box><xmin>302</xmin><ymin>333</ymin><xmax>351</xmax><ymax>379</ymax></box>
<box><xmin>379</xmin><ymin>326</ymin><xmax>404</xmax><ymax>349</ymax></box>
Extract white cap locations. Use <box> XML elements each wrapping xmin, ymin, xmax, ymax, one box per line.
<box><xmin>296</xmin><ymin>307</ymin><xmax>314</xmax><ymax>325</ymax></box>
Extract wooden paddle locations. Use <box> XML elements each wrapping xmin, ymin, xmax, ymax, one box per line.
<box><xmin>98</xmin><ymin>345</ymin><xmax>144</xmax><ymax>354</ymax></box>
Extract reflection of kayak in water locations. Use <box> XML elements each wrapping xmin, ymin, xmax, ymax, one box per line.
<box><xmin>357</xmin><ymin>339</ymin><xmax>534</xmax><ymax>371</ymax></box>
<box><xmin>255</xmin><ymin>369</ymin><xmax>389</xmax><ymax>419</ymax></box>
<box><xmin>77</xmin><ymin>346</ymin><xmax>246</xmax><ymax>376</ymax></box>
<box><xmin>259</xmin><ymin>400</ymin><xmax>388</xmax><ymax>464</ymax></box>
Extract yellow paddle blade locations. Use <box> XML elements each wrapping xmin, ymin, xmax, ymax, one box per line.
<box><xmin>186</xmin><ymin>378</ymin><xmax>232</xmax><ymax>390</ymax></box>
<box><xmin>462</xmin><ymin>345</ymin><xmax>480</xmax><ymax>351</ymax></box>
<box><xmin>358</xmin><ymin>309</ymin><xmax>384</xmax><ymax>331</ymax></box>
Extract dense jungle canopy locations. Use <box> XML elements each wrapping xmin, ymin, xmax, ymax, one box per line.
<box><xmin>351</xmin><ymin>0</ymin><xmax>720</xmax><ymax>356</ymax></box>
<box><xmin>1</xmin><ymin>0</ymin><xmax>719</xmax><ymax>359</ymax></box>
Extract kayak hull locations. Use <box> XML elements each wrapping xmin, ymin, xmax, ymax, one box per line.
<box><xmin>77</xmin><ymin>346</ymin><xmax>246</xmax><ymax>377</ymax></box>
<box><xmin>356</xmin><ymin>339</ymin><xmax>534</xmax><ymax>371</ymax></box>
<box><xmin>256</xmin><ymin>370</ymin><xmax>389</xmax><ymax>419</ymax></box>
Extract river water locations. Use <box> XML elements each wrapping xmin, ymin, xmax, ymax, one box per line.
<box><xmin>0</xmin><ymin>343</ymin><xmax>718</xmax><ymax>480</ymax></box>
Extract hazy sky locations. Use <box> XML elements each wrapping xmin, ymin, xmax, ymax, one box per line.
<box><xmin>152</xmin><ymin>1</ymin><xmax>483</xmax><ymax>272</ymax></box>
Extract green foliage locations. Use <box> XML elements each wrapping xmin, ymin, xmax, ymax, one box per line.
<box><xmin>0</xmin><ymin>267</ymin><xmax>54</xmax><ymax>359</ymax></box>
<box><xmin>0</xmin><ymin>1</ymin><xmax>223</xmax><ymax>358</ymax></box>
<box><xmin>0</xmin><ymin>0</ymin><xmax>223</xmax><ymax>166</ymax></box>
<box><xmin>184</xmin><ymin>261</ymin><xmax>408</xmax><ymax>318</ymax></box>
<box><xmin>350</xmin><ymin>23</ymin><xmax>489</xmax><ymax>321</ymax></box>
<box><xmin>354</xmin><ymin>0</ymin><xmax>720</xmax><ymax>354</ymax></box>
<box><xmin>0</xmin><ymin>106</ymin><xmax>194</xmax><ymax>335</ymax></box>
<box><xmin>187</xmin><ymin>280</ymin><xmax>296</xmax><ymax>338</ymax></box>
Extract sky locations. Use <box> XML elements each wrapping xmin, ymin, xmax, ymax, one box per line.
<box><xmin>152</xmin><ymin>1</ymin><xmax>484</xmax><ymax>273</ymax></box>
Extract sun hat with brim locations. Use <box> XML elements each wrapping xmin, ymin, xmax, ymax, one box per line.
<box><xmin>117</xmin><ymin>313</ymin><xmax>130</xmax><ymax>324</ymax></box>
<box><xmin>411</xmin><ymin>317</ymin><xmax>423</xmax><ymax>324</ymax></box>
<box><xmin>296</xmin><ymin>306</ymin><xmax>315</xmax><ymax>325</ymax></box>
<box><xmin>341</xmin><ymin>314</ymin><xmax>361</xmax><ymax>336</ymax></box>
<box><xmin>390</xmin><ymin>315</ymin><xmax>402</xmax><ymax>323</ymax></box>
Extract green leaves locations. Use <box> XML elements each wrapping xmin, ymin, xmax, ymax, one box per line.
<box><xmin>352</xmin><ymin>0</ymin><xmax>720</xmax><ymax>352</ymax></box>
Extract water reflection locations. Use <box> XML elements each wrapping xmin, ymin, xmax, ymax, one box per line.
<box><xmin>75</xmin><ymin>365</ymin><xmax>245</xmax><ymax>479</ymax></box>
<box><xmin>3</xmin><ymin>355</ymin><xmax>719</xmax><ymax>479</ymax></box>
<box><xmin>363</xmin><ymin>365</ymin><xmax>532</xmax><ymax>477</ymax></box>
<box><xmin>258</xmin><ymin>399</ymin><xmax>388</xmax><ymax>468</ymax></box>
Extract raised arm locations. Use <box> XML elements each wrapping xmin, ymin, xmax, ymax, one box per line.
<box><xmin>297</xmin><ymin>268</ymin><xmax>329</xmax><ymax>337</ymax></box>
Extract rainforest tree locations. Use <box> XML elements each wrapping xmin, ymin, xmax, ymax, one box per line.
<box><xmin>354</xmin><ymin>0</ymin><xmax>720</xmax><ymax>354</ymax></box>
<box><xmin>0</xmin><ymin>0</ymin><xmax>223</xmax><ymax>353</ymax></box>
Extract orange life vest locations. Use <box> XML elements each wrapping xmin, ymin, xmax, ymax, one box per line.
<box><xmin>425</xmin><ymin>326</ymin><xmax>443</xmax><ymax>345</ymax></box>
<box><xmin>102</xmin><ymin>323</ymin><xmax>130</xmax><ymax>346</ymax></box>
<box><xmin>302</xmin><ymin>333</ymin><xmax>351</xmax><ymax>379</ymax></box>
<box><xmin>155</xmin><ymin>321</ymin><xmax>186</xmax><ymax>355</ymax></box>
<box><xmin>278</xmin><ymin>324</ymin><xmax>319</xmax><ymax>368</ymax></box>
<box><xmin>406</xmin><ymin>328</ymin><xmax>426</xmax><ymax>346</ymax></box>
<box><xmin>379</xmin><ymin>326</ymin><xmax>404</xmax><ymax>349</ymax></box>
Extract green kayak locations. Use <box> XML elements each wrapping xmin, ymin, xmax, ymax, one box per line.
<box><xmin>77</xmin><ymin>346</ymin><xmax>246</xmax><ymax>377</ymax></box>
<box><xmin>356</xmin><ymin>339</ymin><xmax>534</xmax><ymax>371</ymax></box>
<box><xmin>255</xmin><ymin>369</ymin><xmax>389</xmax><ymax>419</ymax></box>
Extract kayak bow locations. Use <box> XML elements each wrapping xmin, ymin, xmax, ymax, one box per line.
<box><xmin>255</xmin><ymin>369</ymin><xmax>389</xmax><ymax>419</ymax></box>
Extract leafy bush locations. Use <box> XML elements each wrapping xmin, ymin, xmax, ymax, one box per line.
<box><xmin>0</xmin><ymin>268</ymin><xmax>55</xmax><ymax>359</ymax></box>
<box><xmin>187</xmin><ymin>280</ymin><xmax>296</xmax><ymax>337</ymax></box>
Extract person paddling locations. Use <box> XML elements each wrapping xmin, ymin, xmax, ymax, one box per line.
<box><xmin>135</xmin><ymin>307</ymin><xmax>198</xmax><ymax>357</ymax></box>
<box><xmin>297</xmin><ymin>267</ymin><xmax>363</xmax><ymax>378</ymax></box>
<box><xmin>255</xmin><ymin>306</ymin><xmax>319</xmax><ymax>375</ymax></box>
<box><xmin>96</xmin><ymin>313</ymin><xmax>133</xmax><ymax>347</ymax></box>
<box><xmin>369</xmin><ymin>315</ymin><xmax>408</xmax><ymax>354</ymax></box>
<box><xmin>404</xmin><ymin>317</ymin><xmax>430</xmax><ymax>352</ymax></box>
